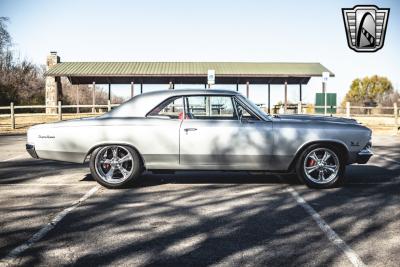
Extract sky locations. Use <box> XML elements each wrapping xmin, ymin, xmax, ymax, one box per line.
<box><xmin>0</xmin><ymin>0</ymin><xmax>399</xmax><ymax>105</ymax></box>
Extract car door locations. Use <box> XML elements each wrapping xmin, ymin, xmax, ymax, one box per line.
<box><xmin>179</xmin><ymin>95</ymin><xmax>273</xmax><ymax>170</ymax></box>
<box><xmin>144</xmin><ymin>96</ymin><xmax>184</xmax><ymax>169</ymax></box>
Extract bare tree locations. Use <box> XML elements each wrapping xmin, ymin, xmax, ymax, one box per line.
<box><xmin>0</xmin><ymin>17</ymin><xmax>11</xmax><ymax>55</ymax></box>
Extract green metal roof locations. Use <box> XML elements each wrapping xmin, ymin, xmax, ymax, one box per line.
<box><xmin>45</xmin><ymin>62</ymin><xmax>334</xmax><ymax>77</ymax></box>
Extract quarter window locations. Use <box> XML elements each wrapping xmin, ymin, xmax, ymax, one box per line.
<box><xmin>147</xmin><ymin>96</ymin><xmax>184</xmax><ymax>119</ymax></box>
<box><xmin>185</xmin><ymin>96</ymin><xmax>237</xmax><ymax>120</ymax></box>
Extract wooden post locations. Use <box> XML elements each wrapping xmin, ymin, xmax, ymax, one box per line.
<box><xmin>131</xmin><ymin>81</ymin><xmax>134</xmax><ymax>98</ymax></box>
<box><xmin>246</xmin><ymin>81</ymin><xmax>249</xmax><ymax>98</ymax></box>
<box><xmin>394</xmin><ymin>102</ymin><xmax>398</xmax><ymax>126</ymax></box>
<box><xmin>299</xmin><ymin>83</ymin><xmax>302</xmax><ymax>102</ymax></box>
<box><xmin>323</xmin><ymin>81</ymin><xmax>327</xmax><ymax>115</ymax></box>
<box><xmin>108</xmin><ymin>84</ymin><xmax>111</xmax><ymax>101</ymax></box>
<box><xmin>92</xmin><ymin>81</ymin><xmax>96</xmax><ymax>113</ymax></box>
<box><xmin>346</xmin><ymin>102</ymin><xmax>351</xmax><ymax>118</ymax></box>
<box><xmin>108</xmin><ymin>99</ymin><xmax>111</xmax><ymax>112</ymax></box>
<box><xmin>10</xmin><ymin>102</ymin><xmax>15</xmax><ymax>130</ymax></box>
<box><xmin>58</xmin><ymin>101</ymin><xmax>62</xmax><ymax>121</ymax></box>
<box><xmin>298</xmin><ymin>102</ymin><xmax>302</xmax><ymax>114</ymax></box>
<box><xmin>268</xmin><ymin>84</ymin><xmax>271</xmax><ymax>114</ymax></box>
<box><xmin>76</xmin><ymin>85</ymin><xmax>80</xmax><ymax>114</ymax></box>
<box><xmin>284</xmin><ymin>81</ymin><xmax>288</xmax><ymax>113</ymax></box>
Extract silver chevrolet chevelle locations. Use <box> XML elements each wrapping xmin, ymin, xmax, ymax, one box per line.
<box><xmin>26</xmin><ymin>89</ymin><xmax>373</xmax><ymax>189</ymax></box>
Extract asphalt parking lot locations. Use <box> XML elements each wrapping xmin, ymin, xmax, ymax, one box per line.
<box><xmin>0</xmin><ymin>134</ymin><xmax>399</xmax><ymax>266</ymax></box>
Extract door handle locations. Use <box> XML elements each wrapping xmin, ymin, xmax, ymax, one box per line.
<box><xmin>184</xmin><ymin>128</ymin><xmax>197</xmax><ymax>132</ymax></box>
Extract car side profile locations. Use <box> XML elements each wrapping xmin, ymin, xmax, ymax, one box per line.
<box><xmin>26</xmin><ymin>89</ymin><xmax>373</xmax><ymax>188</ymax></box>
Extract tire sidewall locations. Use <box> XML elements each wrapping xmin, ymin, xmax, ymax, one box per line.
<box><xmin>90</xmin><ymin>145</ymin><xmax>142</xmax><ymax>188</ymax></box>
<box><xmin>296</xmin><ymin>144</ymin><xmax>345</xmax><ymax>189</ymax></box>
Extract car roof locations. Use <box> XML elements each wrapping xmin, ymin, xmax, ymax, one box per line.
<box><xmin>140</xmin><ymin>89</ymin><xmax>240</xmax><ymax>97</ymax></box>
<box><xmin>103</xmin><ymin>89</ymin><xmax>241</xmax><ymax>118</ymax></box>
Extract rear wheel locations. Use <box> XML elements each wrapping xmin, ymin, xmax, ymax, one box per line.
<box><xmin>90</xmin><ymin>145</ymin><xmax>142</xmax><ymax>188</ymax></box>
<box><xmin>296</xmin><ymin>145</ymin><xmax>345</xmax><ymax>188</ymax></box>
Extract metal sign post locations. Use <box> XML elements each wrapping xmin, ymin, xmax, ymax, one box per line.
<box><xmin>207</xmin><ymin>70</ymin><xmax>215</xmax><ymax>88</ymax></box>
<box><xmin>322</xmin><ymin>72</ymin><xmax>330</xmax><ymax>115</ymax></box>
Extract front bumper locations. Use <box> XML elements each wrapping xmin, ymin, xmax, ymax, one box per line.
<box><xmin>26</xmin><ymin>144</ymin><xmax>39</xmax><ymax>159</ymax></box>
<box><xmin>356</xmin><ymin>144</ymin><xmax>373</xmax><ymax>164</ymax></box>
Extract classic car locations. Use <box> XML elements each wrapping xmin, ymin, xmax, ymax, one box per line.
<box><xmin>26</xmin><ymin>89</ymin><xmax>373</xmax><ymax>188</ymax></box>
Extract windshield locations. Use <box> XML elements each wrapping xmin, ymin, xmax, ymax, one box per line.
<box><xmin>238</xmin><ymin>95</ymin><xmax>271</xmax><ymax>119</ymax></box>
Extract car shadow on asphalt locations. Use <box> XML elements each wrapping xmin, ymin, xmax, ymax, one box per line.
<box><xmin>82</xmin><ymin>163</ymin><xmax>399</xmax><ymax>189</ymax></box>
<box><xmin>80</xmin><ymin>171</ymin><xmax>300</xmax><ymax>189</ymax></box>
<box><xmin>0</xmin><ymin>159</ymin><xmax>88</xmax><ymax>184</ymax></box>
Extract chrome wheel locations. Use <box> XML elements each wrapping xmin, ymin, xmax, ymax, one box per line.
<box><xmin>303</xmin><ymin>148</ymin><xmax>339</xmax><ymax>184</ymax></box>
<box><xmin>94</xmin><ymin>146</ymin><xmax>134</xmax><ymax>184</ymax></box>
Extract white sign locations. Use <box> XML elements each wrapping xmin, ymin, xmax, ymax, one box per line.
<box><xmin>208</xmin><ymin>69</ymin><xmax>215</xmax><ymax>85</ymax></box>
<box><xmin>322</xmin><ymin>72</ymin><xmax>330</xmax><ymax>83</ymax></box>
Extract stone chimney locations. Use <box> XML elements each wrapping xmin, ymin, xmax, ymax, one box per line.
<box><xmin>46</xmin><ymin>51</ymin><xmax>60</xmax><ymax>69</ymax></box>
<box><xmin>45</xmin><ymin>51</ymin><xmax>61</xmax><ymax>114</ymax></box>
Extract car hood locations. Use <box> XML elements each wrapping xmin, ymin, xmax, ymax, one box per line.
<box><xmin>274</xmin><ymin>114</ymin><xmax>359</xmax><ymax>124</ymax></box>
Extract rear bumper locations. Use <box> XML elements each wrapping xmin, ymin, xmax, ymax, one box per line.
<box><xmin>26</xmin><ymin>144</ymin><xmax>39</xmax><ymax>159</ymax></box>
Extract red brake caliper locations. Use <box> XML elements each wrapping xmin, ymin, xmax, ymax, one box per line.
<box><xmin>307</xmin><ymin>159</ymin><xmax>316</xmax><ymax>167</ymax></box>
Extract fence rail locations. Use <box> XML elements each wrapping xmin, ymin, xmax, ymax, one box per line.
<box><xmin>0</xmin><ymin>101</ymin><xmax>398</xmax><ymax>130</ymax></box>
<box><xmin>0</xmin><ymin>100</ymin><xmax>121</xmax><ymax>129</ymax></box>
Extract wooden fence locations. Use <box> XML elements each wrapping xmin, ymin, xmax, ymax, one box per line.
<box><xmin>0</xmin><ymin>100</ymin><xmax>119</xmax><ymax>130</ymax></box>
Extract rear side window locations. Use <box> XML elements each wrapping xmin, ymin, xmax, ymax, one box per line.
<box><xmin>185</xmin><ymin>96</ymin><xmax>237</xmax><ymax>120</ymax></box>
<box><xmin>147</xmin><ymin>96</ymin><xmax>184</xmax><ymax>119</ymax></box>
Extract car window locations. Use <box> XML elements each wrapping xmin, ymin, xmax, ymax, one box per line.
<box><xmin>147</xmin><ymin>96</ymin><xmax>184</xmax><ymax>119</ymax></box>
<box><xmin>234</xmin><ymin>98</ymin><xmax>260</xmax><ymax>121</ymax></box>
<box><xmin>185</xmin><ymin>96</ymin><xmax>237</xmax><ymax>120</ymax></box>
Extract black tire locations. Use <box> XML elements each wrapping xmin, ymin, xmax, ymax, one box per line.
<box><xmin>89</xmin><ymin>145</ymin><xmax>143</xmax><ymax>189</ymax></box>
<box><xmin>295</xmin><ymin>144</ymin><xmax>345</xmax><ymax>189</ymax></box>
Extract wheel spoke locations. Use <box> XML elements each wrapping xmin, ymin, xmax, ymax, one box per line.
<box><xmin>309</xmin><ymin>152</ymin><xmax>319</xmax><ymax>162</ymax></box>
<box><xmin>119</xmin><ymin>154</ymin><xmax>132</xmax><ymax>163</ymax></box>
<box><xmin>318</xmin><ymin>170</ymin><xmax>324</xmax><ymax>180</ymax></box>
<box><xmin>305</xmin><ymin>165</ymin><xmax>318</xmax><ymax>174</ymax></box>
<box><xmin>105</xmin><ymin>165</ymin><xmax>115</xmax><ymax>180</ymax></box>
<box><xmin>322</xmin><ymin>151</ymin><xmax>331</xmax><ymax>162</ymax></box>
<box><xmin>112</xmin><ymin>147</ymin><xmax>118</xmax><ymax>159</ymax></box>
<box><xmin>324</xmin><ymin>165</ymin><xmax>337</xmax><ymax>173</ymax></box>
<box><xmin>118</xmin><ymin>165</ymin><xmax>130</xmax><ymax>178</ymax></box>
<box><xmin>100</xmin><ymin>159</ymin><xmax>112</xmax><ymax>164</ymax></box>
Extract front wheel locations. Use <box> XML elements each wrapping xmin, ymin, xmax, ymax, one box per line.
<box><xmin>296</xmin><ymin>145</ymin><xmax>345</xmax><ymax>189</ymax></box>
<box><xmin>90</xmin><ymin>145</ymin><xmax>142</xmax><ymax>188</ymax></box>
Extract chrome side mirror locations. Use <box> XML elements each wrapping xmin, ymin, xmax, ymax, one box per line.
<box><xmin>237</xmin><ymin>108</ymin><xmax>244</xmax><ymax>122</ymax></box>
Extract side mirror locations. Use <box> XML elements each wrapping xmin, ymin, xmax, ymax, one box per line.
<box><xmin>237</xmin><ymin>108</ymin><xmax>243</xmax><ymax>122</ymax></box>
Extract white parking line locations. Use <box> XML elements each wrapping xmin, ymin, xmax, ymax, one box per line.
<box><xmin>285</xmin><ymin>186</ymin><xmax>366</xmax><ymax>267</ymax></box>
<box><xmin>1</xmin><ymin>185</ymin><xmax>100</xmax><ymax>265</ymax></box>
